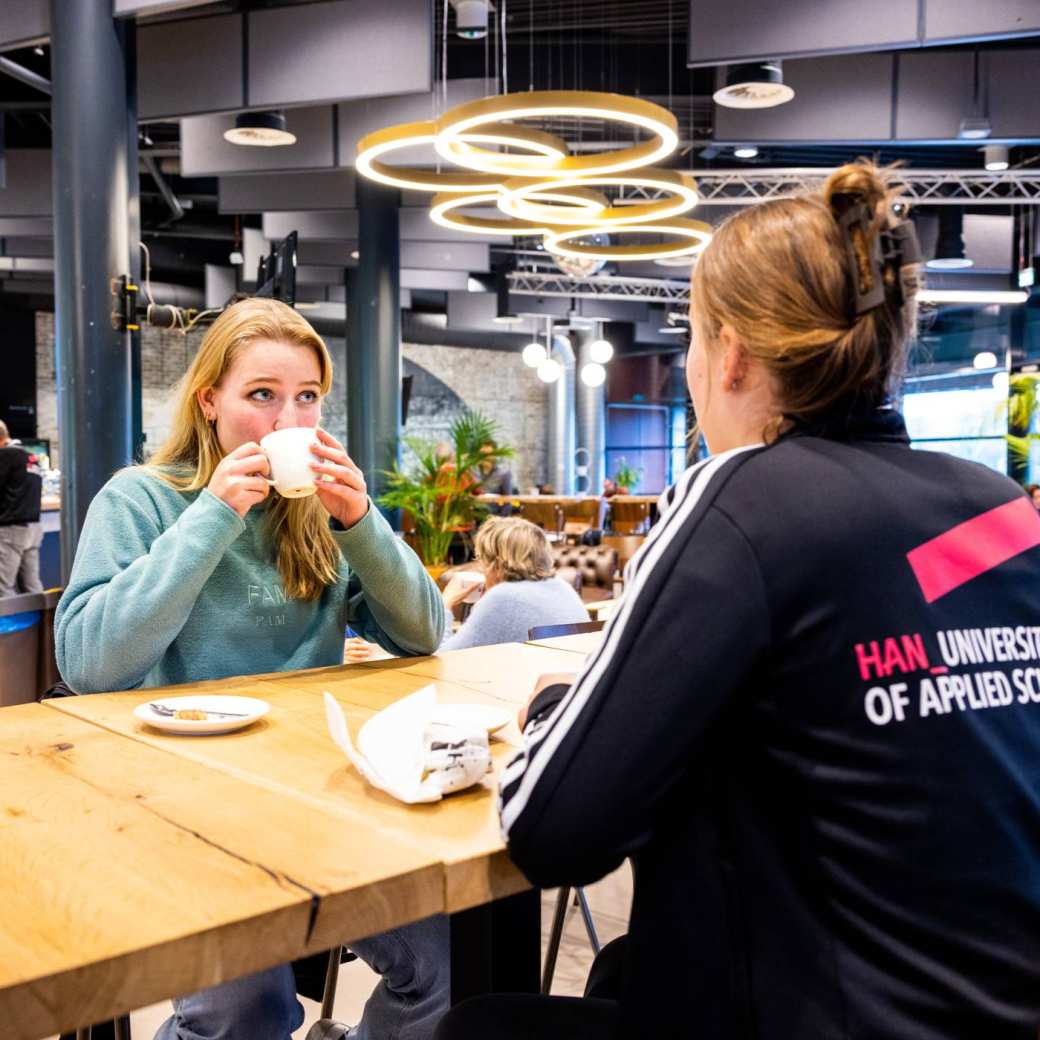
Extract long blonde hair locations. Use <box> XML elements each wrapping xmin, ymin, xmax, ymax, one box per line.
<box><xmin>146</xmin><ymin>298</ymin><xmax>341</xmax><ymax>601</ymax></box>
<box><xmin>691</xmin><ymin>160</ymin><xmax>920</xmax><ymax>439</ymax></box>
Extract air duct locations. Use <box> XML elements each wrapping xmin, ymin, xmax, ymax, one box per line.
<box><xmin>546</xmin><ymin>332</ymin><xmax>576</xmax><ymax>494</ymax></box>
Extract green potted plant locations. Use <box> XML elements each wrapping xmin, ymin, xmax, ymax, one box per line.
<box><xmin>612</xmin><ymin>458</ymin><xmax>642</xmax><ymax>494</ymax></box>
<box><xmin>378</xmin><ymin>410</ymin><xmax>513</xmax><ymax>576</ymax></box>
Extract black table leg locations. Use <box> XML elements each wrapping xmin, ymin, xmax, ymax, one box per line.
<box><xmin>449</xmin><ymin>889</ymin><xmax>540</xmax><ymax>1004</ymax></box>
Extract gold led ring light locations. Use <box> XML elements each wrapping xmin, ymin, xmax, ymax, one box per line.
<box><xmin>429</xmin><ymin>187</ymin><xmax>611</xmax><ymax>236</ymax></box>
<box><xmin>544</xmin><ymin>218</ymin><xmax>714</xmax><ymax>262</ymax></box>
<box><xmin>434</xmin><ymin>91</ymin><xmax>679</xmax><ymax>177</ymax></box>
<box><xmin>355</xmin><ymin>120</ymin><xmax>571</xmax><ymax>193</ymax></box>
<box><xmin>498</xmin><ymin>169</ymin><xmax>699</xmax><ymax>227</ymax></box>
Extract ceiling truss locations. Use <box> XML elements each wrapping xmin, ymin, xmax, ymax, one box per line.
<box><xmin>612</xmin><ymin>168</ymin><xmax>1040</xmax><ymax>206</ymax></box>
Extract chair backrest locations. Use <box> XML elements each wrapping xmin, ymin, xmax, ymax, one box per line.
<box><xmin>601</xmin><ymin>534</ymin><xmax>646</xmax><ymax>572</ymax></box>
<box><xmin>528</xmin><ymin>619</ymin><xmax>606</xmax><ymax>641</ymax></box>
<box><xmin>609</xmin><ymin>500</ymin><xmax>651</xmax><ymax>534</ymax></box>
<box><xmin>518</xmin><ymin>500</ymin><xmax>564</xmax><ymax>534</ymax></box>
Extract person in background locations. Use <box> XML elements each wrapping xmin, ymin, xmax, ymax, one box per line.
<box><xmin>54</xmin><ymin>299</ymin><xmax>448</xmax><ymax>1040</ymax></box>
<box><xmin>437</xmin><ymin>161</ymin><xmax>1040</xmax><ymax>1039</ymax></box>
<box><xmin>473</xmin><ymin>441</ymin><xmax>513</xmax><ymax>516</ymax></box>
<box><xmin>439</xmin><ymin>516</ymin><xmax>587</xmax><ymax>651</ymax></box>
<box><xmin>0</xmin><ymin>419</ymin><xmax>43</xmax><ymax>597</ymax></box>
<box><xmin>1025</xmin><ymin>483</ymin><xmax>1040</xmax><ymax>511</ymax></box>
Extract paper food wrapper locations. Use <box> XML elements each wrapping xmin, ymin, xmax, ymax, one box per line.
<box><xmin>324</xmin><ymin>686</ymin><xmax>491</xmax><ymax>804</ymax></box>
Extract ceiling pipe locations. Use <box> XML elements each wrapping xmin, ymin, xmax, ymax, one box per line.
<box><xmin>0</xmin><ymin>56</ymin><xmax>51</xmax><ymax>96</ymax></box>
<box><xmin>141</xmin><ymin>154</ymin><xmax>185</xmax><ymax>222</ymax></box>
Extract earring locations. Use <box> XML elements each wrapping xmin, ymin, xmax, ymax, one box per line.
<box><xmin>730</xmin><ymin>380</ymin><xmax>740</xmax><ymax>391</ymax></box>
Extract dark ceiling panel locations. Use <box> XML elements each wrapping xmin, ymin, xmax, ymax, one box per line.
<box><xmin>687</xmin><ymin>0</ymin><xmax>917</xmax><ymax>66</ymax></box>
<box><xmin>138</xmin><ymin>14</ymin><xmax>242</xmax><ymax>120</ymax></box>
<box><xmin>249</xmin><ymin>0</ymin><xmax>431</xmax><ymax>108</ymax></box>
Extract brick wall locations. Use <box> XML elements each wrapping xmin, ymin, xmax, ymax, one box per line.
<box><xmin>35</xmin><ymin>315</ymin><xmax>547</xmax><ymax>487</ymax></box>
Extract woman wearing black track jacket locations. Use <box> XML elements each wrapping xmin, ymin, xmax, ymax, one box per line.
<box><xmin>436</xmin><ymin>162</ymin><xmax>1040</xmax><ymax>1040</ymax></box>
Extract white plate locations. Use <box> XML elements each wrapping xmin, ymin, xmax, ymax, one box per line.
<box><xmin>432</xmin><ymin>702</ymin><xmax>512</xmax><ymax>735</ymax></box>
<box><xmin>133</xmin><ymin>695</ymin><xmax>271</xmax><ymax>736</ymax></box>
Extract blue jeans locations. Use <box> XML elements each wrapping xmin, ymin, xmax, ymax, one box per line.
<box><xmin>154</xmin><ymin>914</ymin><xmax>449</xmax><ymax>1040</ymax></box>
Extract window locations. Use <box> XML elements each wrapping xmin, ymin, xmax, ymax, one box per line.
<box><xmin>606</xmin><ymin>403</ymin><xmax>689</xmax><ymax>492</ymax></box>
<box><xmin>902</xmin><ymin>382</ymin><xmax>1007</xmax><ymax>475</ymax></box>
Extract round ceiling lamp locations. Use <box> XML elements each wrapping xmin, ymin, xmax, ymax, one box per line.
<box><xmin>356</xmin><ymin>120</ymin><xmax>568</xmax><ymax>193</ymax></box>
<box><xmin>224</xmin><ymin>111</ymin><xmax>296</xmax><ymax>147</ymax></box>
<box><xmin>580</xmin><ymin>362</ymin><xmax>607</xmax><ymax>387</ymax></box>
<box><xmin>713</xmin><ymin>62</ymin><xmax>794</xmax><ymax>109</ymax></box>
<box><xmin>522</xmin><ymin>342</ymin><xmax>548</xmax><ymax>367</ymax></box>
<box><xmin>537</xmin><ymin>357</ymin><xmax>563</xmax><ymax>383</ymax></box>
<box><xmin>545</xmin><ymin>219</ymin><xmax>714</xmax><ymax>262</ymax></box>
<box><xmin>984</xmin><ymin>144</ymin><xmax>1009</xmax><ymax>172</ymax></box>
<box><xmin>429</xmin><ymin>187</ymin><xmax>608</xmax><ymax>236</ymax></box>
<box><xmin>434</xmin><ymin>91</ymin><xmax>679</xmax><ymax>177</ymax></box>
<box><xmin>588</xmin><ymin>338</ymin><xmax>614</xmax><ymax>364</ymax></box>
<box><xmin>498</xmin><ymin>169</ymin><xmax>698</xmax><ymax>227</ymax></box>
<box><xmin>973</xmin><ymin>350</ymin><xmax>998</xmax><ymax>369</ymax></box>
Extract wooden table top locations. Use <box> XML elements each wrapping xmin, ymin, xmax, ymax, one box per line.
<box><xmin>2</xmin><ymin>642</ymin><xmax>586</xmax><ymax>1039</ymax></box>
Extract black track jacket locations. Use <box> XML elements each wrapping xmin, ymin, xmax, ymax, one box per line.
<box><xmin>501</xmin><ymin>408</ymin><xmax>1040</xmax><ymax>1040</ymax></box>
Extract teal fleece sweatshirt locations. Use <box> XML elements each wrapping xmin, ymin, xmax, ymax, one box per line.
<box><xmin>55</xmin><ymin>468</ymin><xmax>444</xmax><ymax>692</ymax></box>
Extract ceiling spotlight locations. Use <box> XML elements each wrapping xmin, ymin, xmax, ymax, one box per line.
<box><xmin>658</xmin><ymin>326</ymin><xmax>688</xmax><ymax>334</ymax></box>
<box><xmin>350</xmin><ymin>250</ymin><xmax>360</xmax><ymax>260</ymax></box>
<box><xmin>451</xmin><ymin>0</ymin><xmax>489</xmax><ymax>39</ymax></box>
<box><xmin>734</xmin><ymin>145</ymin><xmax>759</xmax><ymax>159</ymax></box>
<box><xmin>588</xmin><ymin>338</ymin><xmax>614</xmax><ymax>364</ymax></box>
<box><xmin>228</xmin><ymin>249</ymin><xmax>244</xmax><ymax>265</ymax></box>
<box><xmin>713</xmin><ymin>61</ymin><xmax>794</xmax><ymax>110</ymax></box>
<box><xmin>522</xmin><ymin>342</ymin><xmax>548</xmax><ymax>367</ymax></box>
<box><xmin>537</xmin><ymin>357</ymin><xmax>563</xmax><ymax>383</ymax></box>
<box><xmin>958</xmin><ymin>115</ymin><xmax>992</xmax><ymax>140</ymax></box>
<box><xmin>984</xmin><ymin>144</ymin><xmax>1009</xmax><ymax>172</ymax></box>
<box><xmin>580</xmin><ymin>362</ymin><xmax>607</xmax><ymax>387</ymax></box>
<box><xmin>973</xmin><ymin>350</ymin><xmax>998</xmax><ymax>369</ymax></box>
<box><xmin>33</xmin><ymin>46</ymin><xmax>44</xmax><ymax>57</ymax></box>
<box><xmin>224</xmin><ymin>111</ymin><xmax>296</xmax><ymax>147</ymax></box>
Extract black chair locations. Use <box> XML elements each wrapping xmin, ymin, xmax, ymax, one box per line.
<box><xmin>527</xmin><ymin>619</ymin><xmax>605</xmax><ymax>641</ymax></box>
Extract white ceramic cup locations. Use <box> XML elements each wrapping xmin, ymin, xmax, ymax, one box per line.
<box><xmin>259</xmin><ymin>427</ymin><xmax>320</xmax><ymax>498</ymax></box>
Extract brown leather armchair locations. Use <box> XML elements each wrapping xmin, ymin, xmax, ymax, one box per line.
<box><xmin>551</xmin><ymin>544</ymin><xmax>618</xmax><ymax>603</ymax></box>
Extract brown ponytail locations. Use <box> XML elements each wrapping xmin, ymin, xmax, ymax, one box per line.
<box><xmin>690</xmin><ymin>160</ymin><xmax>920</xmax><ymax>438</ymax></box>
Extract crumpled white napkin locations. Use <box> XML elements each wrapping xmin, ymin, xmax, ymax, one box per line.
<box><xmin>323</xmin><ymin>686</ymin><xmax>492</xmax><ymax>804</ymax></box>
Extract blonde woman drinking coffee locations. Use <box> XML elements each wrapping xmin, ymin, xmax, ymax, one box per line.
<box><xmin>56</xmin><ymin>298</ymin><xmax>448</xmax><ymax>1040</ymax></box>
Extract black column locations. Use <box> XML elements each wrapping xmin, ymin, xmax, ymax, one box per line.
<box><xmin>347</xmin><ymin>177</ymin><xmax>401</xmax><ymax>524</ymax></box>
<box><xmin>50</xmin><ymin>0</ymin><xmax>134</xmax><ymax>577</ymax></box>
<box><xmin>125</xmin><ymin>25</ymin><xmax>144</xmax><ymax>463</ymax></box>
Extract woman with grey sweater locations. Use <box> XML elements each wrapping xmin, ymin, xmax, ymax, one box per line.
<box><xmin>440</xmin><ymin>517</ymin><xmax>589</xmax><ymax>651</ymax></box>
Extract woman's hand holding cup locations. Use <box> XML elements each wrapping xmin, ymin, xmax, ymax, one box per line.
<box><xmin>310</xmin><ymin>428</ymin><xmax>369</xmax><ymax>530</ymax></box>
<box><xmin>208</xmin><ymin>442</ymin><xmax>271</xmax><ymax>517</ymax></box>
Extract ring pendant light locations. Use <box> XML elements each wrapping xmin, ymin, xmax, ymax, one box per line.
<box><xmin>433</xmin><ymin>91</ymin><xmax>679</xmax><ymax>177</ymax></box>
<box><xmin>356</xmin><ymin>120</ymin><xmax>569</xmax><ymax>193</ymax></box>
<box><xmin>544</xmin><ymin>218</ymin><xmax>714</xmax><ymax>262</ymax></box>
<box><xmin>429</xmin><ymin>186</ymin><xmax>610</xmax><ymax>236</ymax></box>
<box><xmin>498</xmin><ymin>169</ymin><xmax>698</xmax><ymax>227</ymax></box>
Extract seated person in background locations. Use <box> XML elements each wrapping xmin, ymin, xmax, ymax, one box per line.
<box><xmin>439</xmin><ymin>517</ymin><xmax>588</xmax><ymax>651</ymax></box>
<box><xmin>474</xmin><ymin>441</ymin><xmax>513</xmax><ymax>515</ymax></box>
<box><xmin>1025</xmin><ymin>483</ymin><xmax>1040</xmax><ymax>511</ymax></box>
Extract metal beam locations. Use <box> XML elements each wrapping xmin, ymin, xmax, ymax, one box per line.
<box><xmin>0</xmin><ymin>56</ymin><xmax>51</xmax><ymax>95</ymax></box>
<box><xmin>613</xmin><ymin>169</ymin><xmax>1040</xmax><ymax>206</ymax></box>
<box><xmin>507</xmin><ymin>271</ymin><xmax>690</xmax><ymax>304</ymax></box>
